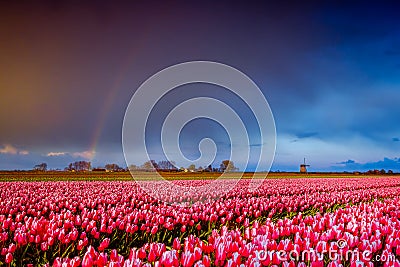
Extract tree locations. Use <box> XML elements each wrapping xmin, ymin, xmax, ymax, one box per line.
<box><xmin>157</xmin><ymin>160</ymin><xmax>177</xmax><ymax>171</ymax></box>
<box><xmin>188</xmin><ymin>164</ymin><xmax>196</xmax><ymax>172</ymax></box>
<box><xmin>204</xmin><ymin>165</ymin><xmax>212</xmax><ymax>172</ymax></box>
<box><xmin>105</xmin><ymin>163</ymin><xmax>122</xmax><ymax>172</ymax></box>
<box><xmin>388</xmin><ymin>170</ymin><xmax>394</xmax><ymax>174</ymax></box>
<box><xmin>220</xmin><ymin>160</ymin><xmax>238</xmax><ymax>172</ymax></box>
<box><xmin>34</xmin><ymin>163</ymin><xmax>47</xmax><ymax>172</ymax></box>
<box><xmin>141</xmin><ymin>161</ymin><xmax>155</xmax><ymax>171</ymax></box>
<box><xmin>128</xmin><ymin>164</ymin><xmax>139</xmax><ymax>171</ymax></box>
<box><xmin>66</xmin><ymin>161</ymin><xmax>91</xmax><ymax>171</ymax></box>
<box><xmin>150</xmin><ymin>160</ymin><xmax>158</xmax><ymax>170</ymax></box>
<box><xmin>380</xmin><ymin>169</ymin><xmax>386</xmax><ymax>175</ymax></box>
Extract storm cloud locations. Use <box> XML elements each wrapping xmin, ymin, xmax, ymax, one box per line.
<box><xmin>1</xmin><ymin>1</ymin><xmax>399</xmax><ymax>171</ymax></box>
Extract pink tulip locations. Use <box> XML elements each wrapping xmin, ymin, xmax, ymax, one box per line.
<box><xmin>173</xmin><ymin>237</ymin><xmax>181</xmax><ymax>250</ymax></box>
<box><xmin>5</xmin><ymin>253</ymin><xmax>13</xmax><ymax>264</ymax></box>
<box><xmin>181</xmin><ymin>251</ymin><xmax>195</xmax><ymax>267</ymax></box>
<box><xmin>82</xmin><ymin>252</ymin><xmax>94</xmax><ymax>267</ymax></box>
<box><xmin>138</xmin><ymin>247</ymin><xmax>146</xmax><ymax>259</ymax></box>
<box><xmin>98</xmin><ymin>238</ymin><xmax>110</xmax><ymax>251</ymax></box>
<box><xmin>41</xmin><ymin>241</ymin><xmax>48</xmax><ymax>251</ymax></box>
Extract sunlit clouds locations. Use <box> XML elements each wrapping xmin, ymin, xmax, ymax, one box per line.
<box><xmin>0</xmin><ymin>144</ymin><xmax>29</xmax><ymax>155</ymax></box>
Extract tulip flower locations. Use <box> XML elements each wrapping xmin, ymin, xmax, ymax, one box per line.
<box><xmin>5</xmin><ymin>253</ymin><xmax>13</xmax><ymax>264</ymax></box>
<box><xmin>98</xmin><ymin>238</ymin><xmax>110</xmax><ymax>251</ymax></box>
<box><xmin>82</xmin><ymin>252</ymin><xmax>94</xmax><ymax>267</ymax></box>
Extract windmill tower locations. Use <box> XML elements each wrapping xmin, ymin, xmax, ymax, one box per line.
<box><xmin>300</xmin><ymin>158</ymin><xmax>310</xmax><ymax>173</ymax></box>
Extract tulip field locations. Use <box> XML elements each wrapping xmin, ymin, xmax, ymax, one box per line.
<box><xmin>1</xmin><ymin>175</ymin><xmax>400</xmax><ymax>266</ymax></box>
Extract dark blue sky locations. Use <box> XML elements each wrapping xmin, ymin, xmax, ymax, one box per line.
<box><xmin>0</xmin><ymin>1</ymin><xmax>399</xmax><ymax>171</ymax></box>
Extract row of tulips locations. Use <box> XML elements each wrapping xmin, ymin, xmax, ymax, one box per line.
<box><xmin>0</xmin><ymin>178</ymin><xmax>400</xmax><ymax>265</ymax></box>
<box><xmin>46</xmin><ymin>197</ymin><xmax>400</xmax><ymax>266</ymax></box>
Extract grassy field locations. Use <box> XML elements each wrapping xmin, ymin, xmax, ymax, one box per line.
<box><xmin>0</xmin><ymin>170</ymin><xmax>397</xmax><ymax>182</ymax></box>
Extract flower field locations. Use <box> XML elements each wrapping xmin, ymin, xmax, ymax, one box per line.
<box><xmin>1</xmin><ymin>177</ymin><xmax>400</xmax><ymax>266</ymax></box>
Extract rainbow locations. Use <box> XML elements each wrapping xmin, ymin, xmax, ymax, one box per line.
<box><xmin>86</xmin><ymin>42</ymin><xmax>147</xmax><ymax>163</ymax></box>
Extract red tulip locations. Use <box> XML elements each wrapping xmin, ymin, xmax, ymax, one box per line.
<box><xmin>82</xmin><ymin>252</ymin><xmax>94</xmax><ymax>267</ymax></box>
<box><xmin>41</xmin><ymin>241</ymin><xmax>48</xmax><ymax>251</ymax></box>
<box><xmin>202</xmin><ymin>255</ymin><xmax>211</xmax><ymax>267</ymax></box>
<box><xmin>5</xmin><ymin>253</ymin><xmax>13</xmax><ymax>264</ymax></box>
<box><xmin>98</xmin><ymin>238</ymin><xmax>110</xmax><ymax>251</ymax></box>
<box><xmin>151</xmin><ymin>226</ymin><xmax>158</xmax><ymax>235</ymax></box>
<box><xmin>181</xmin><ymin>251</ymin><xmax>195</xmax><ymax>267</ymax></box>
<box><xmin>110</xmin><ymin>249</ymin><xmax>119</xmax><ymax>262</ymax></box>
<box><xmin>138</xmin><ymin>247</ymin><xmax>146</xmax><ymax>259</ymax></box>
<box><xmin>173</xmin><ymin>238</ymin><xmax>181</xmax><ymax>250</ymax></box>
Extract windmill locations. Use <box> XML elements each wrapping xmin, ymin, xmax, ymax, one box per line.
<box><xmin>300</xmin><ymin>158</ymin><xmax>310</xmax><ymax>173</ymax></box>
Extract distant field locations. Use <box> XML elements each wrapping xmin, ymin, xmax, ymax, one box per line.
<box><xmin>0</xmin><ymin>171</ymin><xmax>398</xmax><ymax>182</ymax></box>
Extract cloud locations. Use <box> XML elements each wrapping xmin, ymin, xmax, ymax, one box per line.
<box><xmin>333</xmin><ymin>157</ymin><xmax>400</xmax><ymax>172</ymax></box>
<box><xmin>46</xmin><ymin>150</ymin><xmax>95</xmax><ymax>159</ymax></box>
<box><xmin>0</xmin><ymin>144</ymin><xmax>18</xmax><ymax>154</ymax></box>
<box><xmin>47</xmin><ymin>152</ymin><xmax>67</xmax><ymax>157</ymax></box>
<box><xmin>393</xmin><ymin>137</ymin><xmax>400</xmax><ymax>142</ymax></box>
<box><xmin>19</xmin><ymin>150</ymin><xmax>29</xmax><ymax>155</ymax></box>
<box><xmin>289</xmin><ymin>132</ymin><xmax>319</xmax><ymax>143</ymax></box>
<box><xmin>337</xmin><ymin>159</ymin><xmax>356</xmax><ymax>165</ymax></box>
<box><xmin>249</xmin><ymin>143</ymin><xmax>267</xmax><ymax>147</ymax></box>
<box><xmin>0</xmin><ymin>144</ymin><xmax>29</xmax><ymax>155</ymax></box>
<box><xmin>295</xmin><ymin>132</ymin><xmax>318</xmax><ymax>139</ymax></box>
<box><xmin>72</xmin><ymin>150</ymin><xmax>95</xmax><ymax>160</ymax></box>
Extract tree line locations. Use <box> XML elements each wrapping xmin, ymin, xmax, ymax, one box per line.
<box><xmin>128</xmin><ymin>159</ymin><xmax>237</xmax><ymax>172</ymax></box>
<box><xmin>32</xmin><ymin>160</ymin><xmax>238</xmax><ymax>173</ymax></box>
